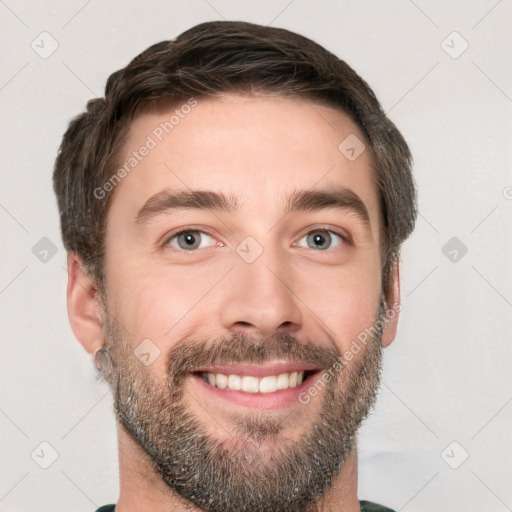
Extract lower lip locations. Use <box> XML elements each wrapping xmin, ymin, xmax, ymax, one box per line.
<box><xmin>191</xmin><ymin>372</ymin><xmax>321</xmax><ymax>410</ymax></box>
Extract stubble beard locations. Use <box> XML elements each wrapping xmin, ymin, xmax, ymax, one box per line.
<box><xmin>102</xmin><ymin>304</ymin><xmax>385</xmax><ymax>512</ymax></box>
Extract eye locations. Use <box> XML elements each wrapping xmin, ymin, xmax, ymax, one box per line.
<box><xmin>164</xmin><ymin>229</ymin><xmax>219</xmax><ymax>251</ymax></box>
<box><xmin>295</xmin><ymin>229</ymin><xmax>347</xmax><ymax>251</ymax></box>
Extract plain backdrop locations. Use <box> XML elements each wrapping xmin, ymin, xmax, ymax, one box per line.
<box><xmin>1</xmin><ymin>1</ymin><xmax>511</xmax><ymax>511</ymax></box>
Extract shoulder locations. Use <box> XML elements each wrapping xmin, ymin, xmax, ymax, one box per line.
<box><xmin>360</xmin><ymin>500</ymin><xmax>397</xmax><ymax>512</ymax></box>
<box><xmin>94</xmin><ymin>506</ymin><xmax>115</xmax><ymax>512</ymax></box>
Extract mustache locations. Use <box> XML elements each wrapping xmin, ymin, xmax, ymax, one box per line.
<box><xmin>166</xmin><ymin>331</ymin><xmax>341</xmax><ymax>383</ymax></box>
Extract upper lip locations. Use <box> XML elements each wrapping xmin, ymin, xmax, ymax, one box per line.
<box><xmin>192</xmin><ymin>361</ymin><xmax>321</xmax><ymax>378</ymax></box>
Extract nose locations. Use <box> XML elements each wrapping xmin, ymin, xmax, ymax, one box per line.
<box><xmin>218</xmin><ymin>247</ymin><xmax>303</xmax><ymax>339</ymax></box>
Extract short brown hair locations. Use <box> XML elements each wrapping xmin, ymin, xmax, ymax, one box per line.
<box><xmin>53</xmin><ymin>20</ymin><xmax>417</xmax><ymax>295</ymax></box>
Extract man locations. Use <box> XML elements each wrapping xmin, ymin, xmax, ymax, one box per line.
<box><xmin>53</xmin><ymin>20</ymin><xmax>416</xmax><ymax>512</ymax></box>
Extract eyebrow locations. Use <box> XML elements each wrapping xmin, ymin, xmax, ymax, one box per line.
<box><xmin>135</xmin><ymin>185</ymin><xmax>370</xmax><ymax>226</ymax></box>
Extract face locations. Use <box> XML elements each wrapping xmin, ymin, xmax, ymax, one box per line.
<box><xmin>101</xmin><ymin>95</ymin><xmax>393</xmax><ymax>512</ymax></box>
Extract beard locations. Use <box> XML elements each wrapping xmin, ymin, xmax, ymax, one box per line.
<box><xmin>102</xmin><ymin>301</ymin><xmax>386</xmax><ymax>512</ymax></box>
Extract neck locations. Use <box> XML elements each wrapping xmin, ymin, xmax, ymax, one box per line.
<box><xmin>114</xmin><ymin>423</ymin><xmax>361</xmax><ymax>512</ymax></box>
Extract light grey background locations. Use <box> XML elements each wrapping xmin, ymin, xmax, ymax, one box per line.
<box><xmin>1</xmin><ymin>1</ymin><xmax>511</xmax><ymax>511</ymax></box>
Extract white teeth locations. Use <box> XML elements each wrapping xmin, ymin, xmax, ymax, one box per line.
<box><xmin>259</xmin><ymin>376</ymin><xmax>277</xmax><ymax>393</ymax></box>
<box><xmin>216</xmin><ymin>373</ymin><xmax>228</xmax><ymax>389</ymax></box>
<box><xmin>205</xmin><ymin>370</ymin><xmax>308</xmax><ymax>393</ymax></box>
<box><xmin>228</xmin><ymin>374</ymin><xmax>241</xmax><ymax>390</ymax></box>
<box><xmin>241</xmin><ymin>376</ymin><xmax>259</xmax><ymax>393</ymax></box>
<box><xmin>277</xmin><ymin>373</ymin><xmax>289</xmax><ymax>390</ymax></box>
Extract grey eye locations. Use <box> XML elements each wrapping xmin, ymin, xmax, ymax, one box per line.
<box><xmin>168</xmin><ymin>230</ymin><xmax>215</xmax><ymax>251</ymax></box>
<box><xmin>296</xmin><ymin>230</ymin><xmax>343</xmax><ymax>251</ymax></box>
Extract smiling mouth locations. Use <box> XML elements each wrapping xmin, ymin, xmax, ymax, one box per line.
<box><xmin>189</xmin><ymin>361</ymin><xmax>324</xmax><ymax>410</ymax></box>
<box><xmin>195</xmin><ymin>369</ymin><xmax>319</xmax><ymax>393</ymax></box>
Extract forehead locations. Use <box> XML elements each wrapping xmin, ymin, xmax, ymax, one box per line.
<box><xmin>108</xmin><ymin>94</ymin><xmax>380</xmax><ymax>230</ymax></box>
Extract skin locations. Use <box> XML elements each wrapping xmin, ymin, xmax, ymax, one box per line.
<box><xmin>66</xmin><ymin>94</ymin><xmax>401</xmax><ymax>511</ymax></box>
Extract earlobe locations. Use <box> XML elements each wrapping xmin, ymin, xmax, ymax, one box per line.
<box><xmin>66</xmin><ymin>253</ymin><xmax>105</xmax><ymax>354</ymax></box>
<box><xmin>381</xmin><ymin>261</ymin><xmax>401</xmax><ymax>348</ymax></box>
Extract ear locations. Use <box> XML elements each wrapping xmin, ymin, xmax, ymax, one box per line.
<box><xmin>66</xmin><ymin>252</ymin><xmax>104</xmax><ymax>354</ymax></box>
<box><xmin>380</xmin><ymin>260</ymin><xmax>401</xmax><ymax>348</ymax></box>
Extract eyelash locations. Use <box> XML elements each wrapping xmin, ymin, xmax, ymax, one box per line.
<box><xmin>161</xmin><ymin>227</ymin><xmax>351</xmax><ymax>252</ymax></box>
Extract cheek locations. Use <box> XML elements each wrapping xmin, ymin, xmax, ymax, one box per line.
<box><xmin>294</xmin><ymin>260</ymin><xmax>381</xmax><ymax>352</ymax></box>
<box><xmin>105</xmin><ymin>258</ymin><xmax>224</xmax><ymax>341</ymax></box>
<box><xmin>104</xmin><ymin>264</ymin><xmax>205</xmax><ymax>377</ymax></box>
